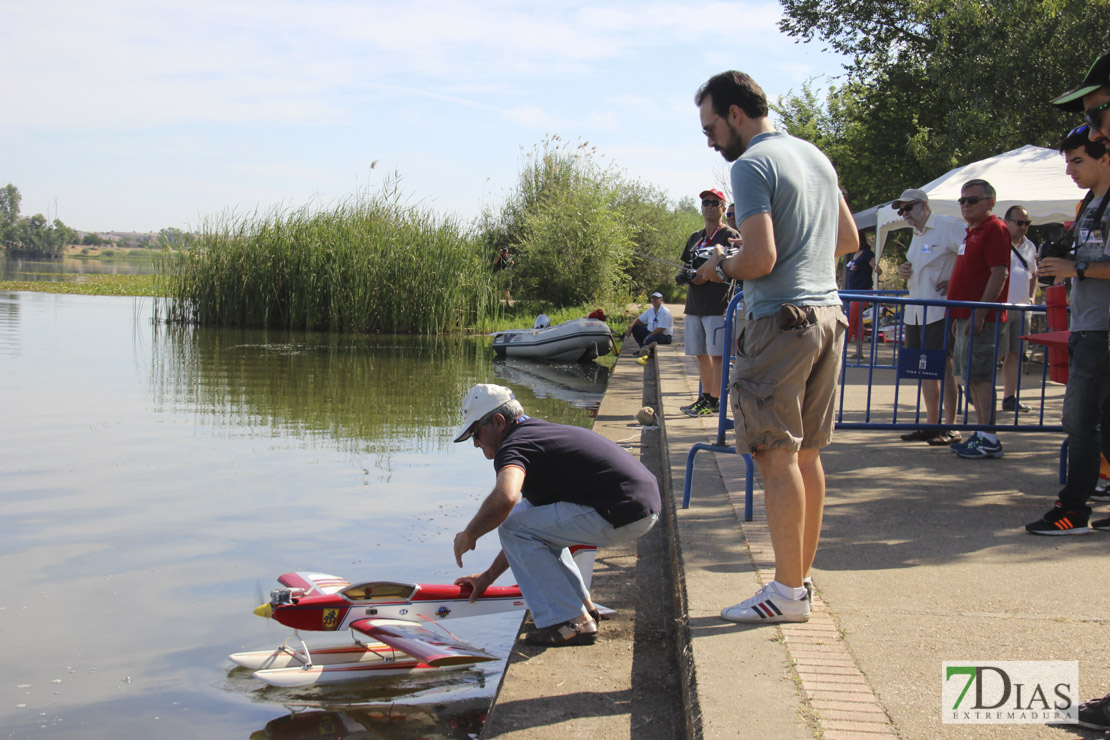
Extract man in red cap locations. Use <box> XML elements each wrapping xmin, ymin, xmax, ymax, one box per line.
<box><xmin>678</xmin><ymin>187</ymin><xmax>740</xmax><ymax>416</ymax></box>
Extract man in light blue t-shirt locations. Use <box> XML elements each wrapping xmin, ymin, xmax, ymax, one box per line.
<box><xmin>694</xmin><ymin>70</ymin><xmax>858</xmax><ymax>625</ymax></box>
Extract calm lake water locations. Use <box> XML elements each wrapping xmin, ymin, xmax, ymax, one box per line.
<box><xmin>0</xmin><ymin>290</ymin><xmax>608</xmax><ymax>739</ymax></box>
<box><xmin>1</xmin><ymin>256</ymin><xmax>158</xmax><ymax>281</ymax></box>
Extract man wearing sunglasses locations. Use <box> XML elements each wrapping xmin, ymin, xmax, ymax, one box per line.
<box><xmin>999</xmin><ymin>206</ymin><xmax>1038</xmax><ymax>414</ymax></box>
<box><xmin>1021</xmin><ymin>121</ymin><xmax>1110</xmax><ymax>536</ymax></box>
<box><xmin>891</xmin><ymin>189</ymin><xmax>964</xmax><ymax>445</ymax></box>
<box><xmin>693</xmin><ymin>71</ymin><xmax>858</xmax><ymax>625</ymax></box>
<box><xmin>1052</xmin><ymin>49</ymin><xmax>1110</xmax><ymax>144</ymax></box>
<box><xmin>677</xmin><ymin>188</ymin><xmax>740</xmax><ymax>417</ymax></box>
<box><xmin>946</xmin><ymin>179</ymin><xmax>1011</xmax><ymax>460</ymax></box>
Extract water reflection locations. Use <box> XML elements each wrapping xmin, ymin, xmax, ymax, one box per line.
<box><xmin>251</xmin><ymin>696</ymin><xmax>489</xmax><ymax>739</ymax></box>
<box><xmin>0</xmin><ymin>290</ymin><xmax>609</xmax><ymax>739</ymax></box>
<box><xmin>492</xmin><ymin>357</ymin><xmax>608</xmax><ymax>415</ymax></box>
<box><xmin>149</xmin><ymin>326</ymin><xmax>600</xmax><ymax>457</ymax></box>
<box><xmin>1</xmin><ymin>255</ymin><xmax>157</xmax><ymax>281</ymax></box>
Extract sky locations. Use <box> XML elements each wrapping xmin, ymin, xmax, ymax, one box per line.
<box><xmin>0</xmin><ymin>1</ymin><xmax>849</xmax><ymax>234</ymax></box>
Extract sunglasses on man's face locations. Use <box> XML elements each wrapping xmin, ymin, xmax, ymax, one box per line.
<box><xmin>958</xmin><ymin>196</ymin><xmax>987</xmax><ymax>205</ymax></box>
<box><xmin>725</xmin><ymin>210</ymin><xmax>735</xmax><ymax>217</ymax></box>
<box><xmin>1008</xmin><ymin>219</ymin><xmax>1031</xmax><ymax>227</ymax></box>
<box><xmin>702</xmin><ymin>200</ymin><xmax>722</xmax><ymax>208</ymax></box>
<box><xmin>1086</xmin><ymin>101</ymin><xmax>1110</xmax><ymax>130</ymax></box>
<box><xmin>896</xmin><ymin>202</ymin><xmax>919</xmax><ymax>216</ymax></box>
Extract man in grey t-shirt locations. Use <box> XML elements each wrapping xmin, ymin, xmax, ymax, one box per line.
<box><xmin>694</xmin><ymin>70</ymin><xmax>858</xmax><ymax>624</ymax></box>
<box><xmin>1025</xmin><ymin>123</ymin><xmax>1110</xmax><ymax>535</ymax></box>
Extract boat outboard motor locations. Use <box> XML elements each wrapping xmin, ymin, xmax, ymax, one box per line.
<box><xmin>533</xmin><ymin>314</ymin><xmax>551</xmax><ymax>329</ymax></box>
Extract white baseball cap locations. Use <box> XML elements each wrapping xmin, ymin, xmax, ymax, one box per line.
<box><xmin>454</xmin><ymin>384</ymin><xmax>516</xmax><ymax>443</ymax></box>
<box><xmin>650</xmin><ymin>291</ymin><xmax>663</xmax><ymax>298</ymax></box>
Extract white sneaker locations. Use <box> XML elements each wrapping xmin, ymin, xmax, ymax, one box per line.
<box><xmin>720</xmin><ymin>584</ymin><xmax>811</xmax><ymax>623</ymax></box>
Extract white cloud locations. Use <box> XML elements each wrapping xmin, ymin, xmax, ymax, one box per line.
<box><xmin>0</xmin><ymin>0</ymin><xmax>850</xmax><ymax>230</ymax></box>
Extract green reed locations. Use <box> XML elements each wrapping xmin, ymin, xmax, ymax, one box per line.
<box><xmin>154</xmin><ymin>191</ymin><xmax>501</xmax><ymax>334</ymax></box>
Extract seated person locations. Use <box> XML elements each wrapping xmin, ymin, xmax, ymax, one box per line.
<box><xmin>624</xmin><ymin>292</ymin><xmax>673</xmax><ymax>357</ymax></box>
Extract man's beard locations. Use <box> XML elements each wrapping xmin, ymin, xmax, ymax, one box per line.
<box><xmin>719</xmin><ymin>139</ymin><xmax>745</xmax><ymax>163</ymax></box>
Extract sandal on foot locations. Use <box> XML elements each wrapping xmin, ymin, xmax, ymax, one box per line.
<box><xmin>520</xmin><ymin>618</ymin><xmax>598</xmax><ymax>646</ymax></box>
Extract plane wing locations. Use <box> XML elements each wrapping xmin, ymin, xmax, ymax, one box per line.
<box><xmin>277</xmin><ymin>571</ymin><xmax>351</xmax><ymax>595</ymax></box>
<box><xmin>349</xmin><ymin>618</ymin><xmax>499</xmax><ymax>667</ymax></box>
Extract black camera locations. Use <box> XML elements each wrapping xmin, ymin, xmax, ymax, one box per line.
<box><xmin>1037</xmin><ymin>223</ymin><xmax>1074</xmax><ymax>286</ymax></box>
<box><xmin>675</xmin><ymin>267</ymin><xmax>697</xmax><ymax>286</ymax></box>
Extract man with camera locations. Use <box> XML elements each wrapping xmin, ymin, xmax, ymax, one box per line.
<box><xmin>1023</xmin><ymin>122</ymin><xmax>1110</xmax><ymax>535</ymax></box>
<box><xmin>678</xmin><ymin>188</ymin><xmax>739</xmax><ymax>417</ymax></box>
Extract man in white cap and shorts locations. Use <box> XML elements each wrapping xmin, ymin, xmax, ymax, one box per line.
<box><xmin>892</xmin><ymin>188</ymin><xmax>965</xmax><ymax>446</ymax></box>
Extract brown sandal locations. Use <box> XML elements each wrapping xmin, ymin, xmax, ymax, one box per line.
<box><xmin>520</xmin><ymin>618</ymin><xmax>598</xmax><ymax>646</ymax></box>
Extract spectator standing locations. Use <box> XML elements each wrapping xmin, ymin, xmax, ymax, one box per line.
<box><xmin>1055</xmin><ymin>49</ymin><xmax>1110</xmax><ymax>145</ymax></box>
<box><xmin>694</xmin><ymin>71</ymin><xmax>858</xmax><ymax>624</ymax></box>
<box><xmin>947</xmin><ymin>179</ymin><xmax>1010</xmax><ymax>460</ymax></box>
<box><xmin>725</xmin><ymin>202</ymin><xmax>738</xmax><ymax>230</ymax></box>
<box><xmin>843</xmin><ymin>235</ymin><xmax>876</xmax><ymax>346</ymax></box>
<box><xmin>1032</xmin><ymin>48</ymin><xmax>1110</xmax><ymax>730</ymax></box>
<box><xmin>892</xmin><ymin>190</ymin><xmax>964</xmax><ymax>445</ymax></box>
<box><xmin>679</xmin><ymin>188</ymin><xmax>740</xmax><ymax>417</ymax></box>
<box><xmin>1023</xmin><ymin>122</ymin><xmax>1110</xmax><ymax>535</ymax></box>
<box><xmin>999</xmin><ymin>206</ymin><xmax>1037</xmax><ymax>413</ymax></box>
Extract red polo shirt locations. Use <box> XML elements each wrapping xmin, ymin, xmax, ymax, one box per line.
<box><xmin>947</xmin><ymin>214</ymin><xmax>1011</xmax><ymax>322</ymax></box>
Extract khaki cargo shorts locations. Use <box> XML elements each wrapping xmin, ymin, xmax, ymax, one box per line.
<box><xmin>951</xmin><ymin>317</ymin><xmax>1001</xmax><ymax>382</ymax></box>
<box><xmin>729</xmin><ymin>304</ymin><xmax>847</xmax><ymax>453</ymax></box>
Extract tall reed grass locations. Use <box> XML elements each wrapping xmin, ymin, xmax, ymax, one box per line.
<box><xmin>155</xmin><ymin>190</ymin><xmax>500</xmax><ymax>334</ymax></box>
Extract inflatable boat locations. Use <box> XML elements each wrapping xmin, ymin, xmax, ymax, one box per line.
<box><xmin>492</xmin><ymin>318</ymin><xmax>614</xmax><ymax>363</ymax></box>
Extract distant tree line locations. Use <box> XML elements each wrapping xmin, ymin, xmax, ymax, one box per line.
<box><xmin>0</xmin><ymin>182</ymin><xmax>198</xmax><ymax>258</ymax></box>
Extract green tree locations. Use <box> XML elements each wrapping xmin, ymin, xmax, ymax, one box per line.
<box><xmin>0</xmin><ymin>184</ymin><xmax>20</xmax><ymax>227</ymax></box>
<box><xmin>612</xmin><ymin>183</ymin><xmax>702</xmax><ymax>300</ymax></box>
<box><xmin>775</xmin><ymin>0</ymin><xmax>1110</xmax><ymax>207</ymax></box>
<box><xmin>478</xmin><ymin>136</ymin><xmax>701</xmax><ymax>306</ymax></box>
<box><xmin>4</xmin><ymin>212</ymin><xmax>71</xmax><ymax>258</ymax></box>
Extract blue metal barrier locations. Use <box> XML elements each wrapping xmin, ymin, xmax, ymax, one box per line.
<box><xmin>682</xmin><ymin>290</ymin><xmax>1066</xmax><ymax>517</ymax></box>
<box><xmin>683</xmin><ymin>290</ymin><xmax>753</xmax><ymax>515</ymax></box>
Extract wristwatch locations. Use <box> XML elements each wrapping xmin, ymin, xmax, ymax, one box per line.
<box><xmin>714</xmin><ymin>260</ymin><xmax>728</xmax><ymax>282</ymax></box>
<box><xmin>1076</xmin><ymin>261</ymin><xmax>1088</xmax><ymax>281</ymax></box>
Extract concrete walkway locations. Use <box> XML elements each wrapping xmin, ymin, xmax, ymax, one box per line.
<box><xmin>483</xmin><ymin>305</ymin><xmax>1110</xmax><ymax>739</ymax></box>
<box><xmin>663</xmin><ymin>305</ymin><xmax>1109</xmax><ymax>739</ymax></box>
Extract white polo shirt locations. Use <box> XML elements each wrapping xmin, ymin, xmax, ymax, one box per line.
<box><xmin>637</xmin><ymin>304</ymin><xmax>673</xmax><ymax>336</ymax></box>
<box><xmin>904</xmin><ymin>211</ymin><xmax>965</xmax><ymax>326</ymax></box>
<box><xmin>1006</xmin><ymin>236</ymin><xmax>1037</xmax><ymax>305</ymax></box>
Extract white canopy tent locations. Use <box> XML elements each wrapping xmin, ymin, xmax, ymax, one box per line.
<box><xmin>857</xmin><ymin>144</ymin><xmax>1084</xmax><ymax>262</ymax></box>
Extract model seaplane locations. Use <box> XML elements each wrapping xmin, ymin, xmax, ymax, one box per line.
<box><xmin>231</xmin><ymin>547</ymin><xmax>599</xmax><ymax>687</ymax></box>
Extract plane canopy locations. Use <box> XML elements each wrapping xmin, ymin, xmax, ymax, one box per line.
<box><xmin>339</xmin><ymin>581</ymin><xmax>418</xmax><ymax>602</ymax></box>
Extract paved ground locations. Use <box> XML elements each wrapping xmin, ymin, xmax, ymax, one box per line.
<box><xmin>483</xmin><ymin>304</ymin><xmax>1110</xmax><ymax>739</ymax></box>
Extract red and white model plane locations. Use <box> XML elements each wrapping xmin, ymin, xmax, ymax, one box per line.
<box><xmin>231</xmin><ymin>548</ymin><xmax>599</xmax><ymax>687</ymax></box>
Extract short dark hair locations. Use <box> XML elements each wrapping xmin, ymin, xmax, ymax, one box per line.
<box><xmin>1059</xmin><ymin>127</ymin><xmax>1108</xmax><ymax>159</ymax></box>
<box><xmin>695</xmin><ymin>71</ymin><xmax>769</xmax><ymax>120</ymax></box>
<box><xmin>962</xmin><ymin>179</ymin><xmax>995</xmax><ymax>199</ymax></box>
<box><xmin>1003</xmin><ymin>205</ymin><xmax>1028</xmax><ymax>220</ymax></box>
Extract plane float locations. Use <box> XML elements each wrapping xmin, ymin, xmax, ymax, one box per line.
<box><xmin>232</xmin><ymin>547</ymin><xmax>599</xmax><ymax>687</ymax></box>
